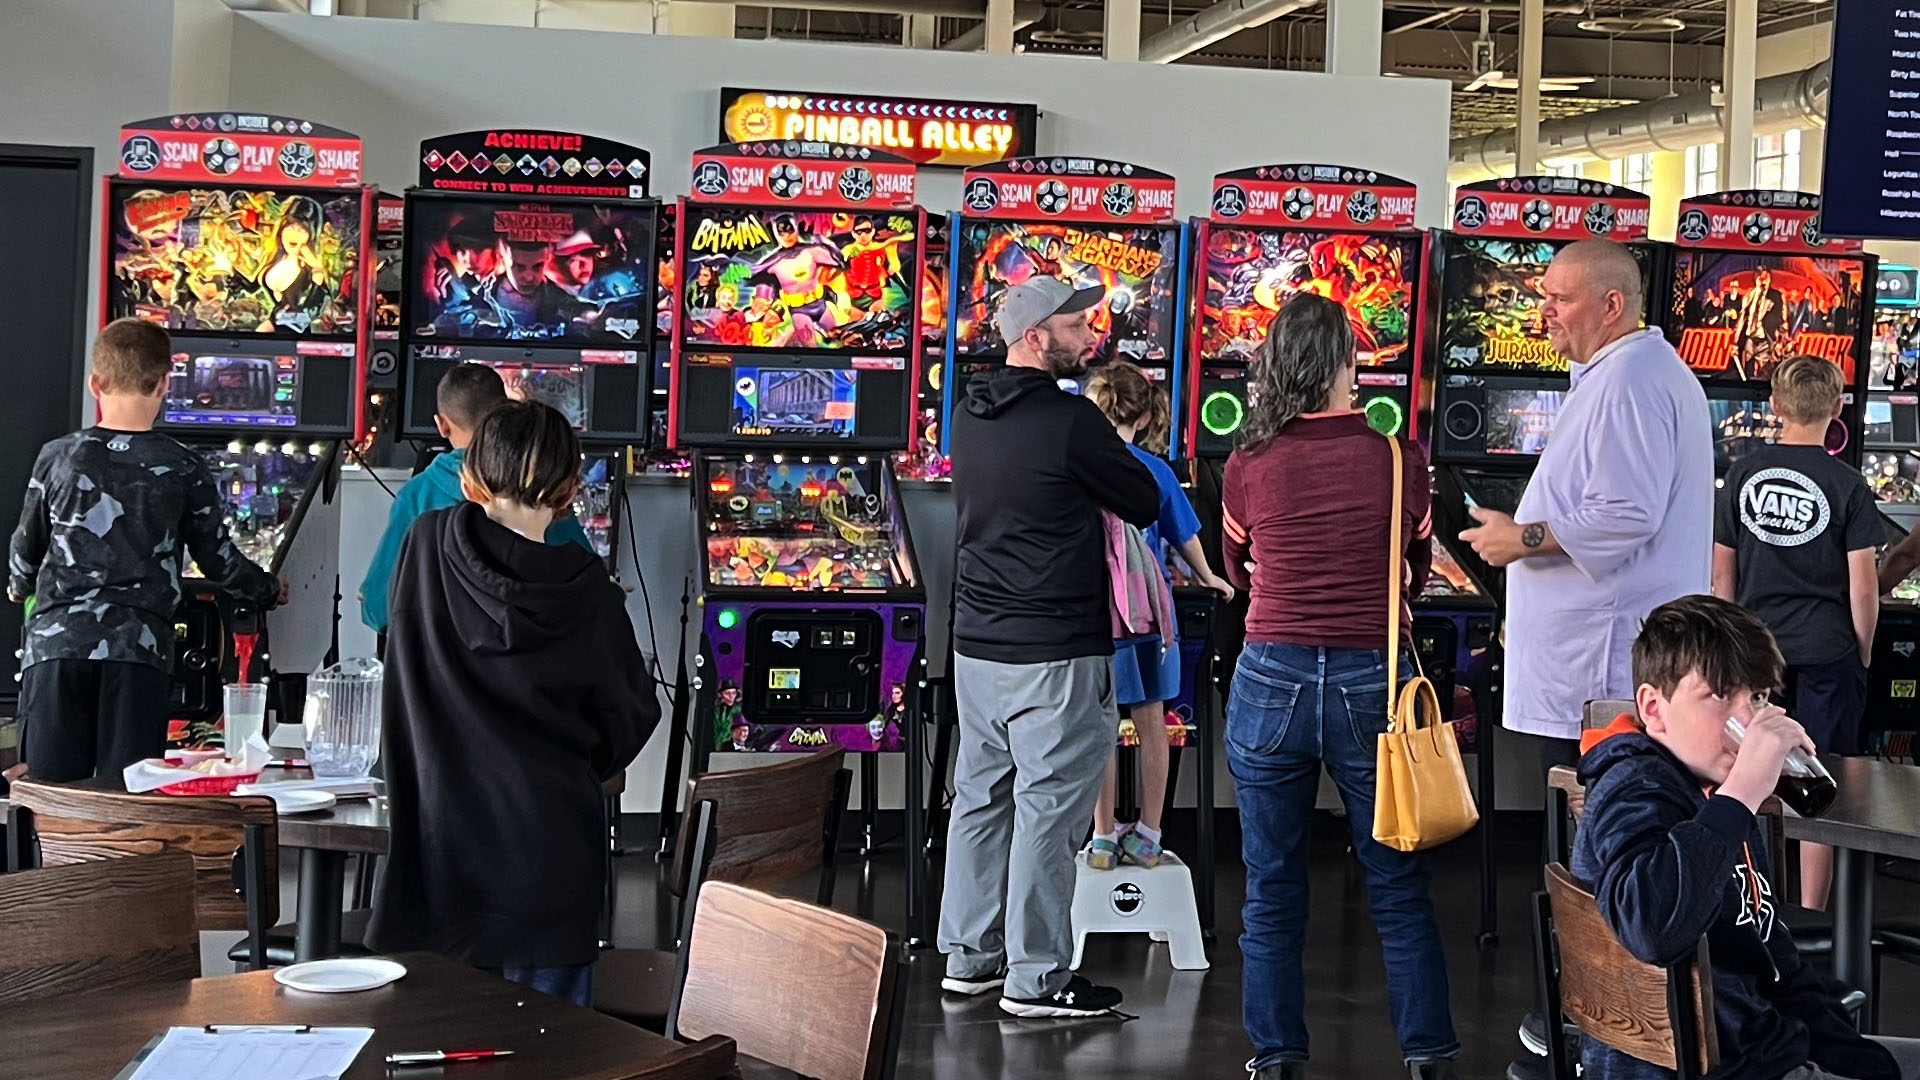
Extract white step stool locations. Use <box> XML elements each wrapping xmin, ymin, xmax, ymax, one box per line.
<box><xmin>1068</xmin><ymin>847</ymin><xmax>1209</xmax><ymax>971</ymax></box>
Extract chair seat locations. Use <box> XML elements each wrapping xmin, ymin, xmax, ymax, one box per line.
<box><xmin>1876</xmin><ymin>919</ymin><xmax>1920</xmax><ymax>958</ymax></box>
<box><xmin>592</xmin><ymin>947</ymin><xmax>677</xmax><ymax>1031</ymax></box>
<box><xmin>226</xmin><ymin>908</ymin><xmax>374</xmax><ymax>967</ymax></box>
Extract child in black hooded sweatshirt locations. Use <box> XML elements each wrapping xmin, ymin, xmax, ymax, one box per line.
<box><xmin>368</xmin><ymin>400</ymin><xmax>657</xmax><ymax>1006</ymax></box>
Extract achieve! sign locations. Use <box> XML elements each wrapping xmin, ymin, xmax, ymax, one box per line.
<box><xmin>720</xmin><ymin>88</ymin><xmax>1037</xmax><ymax>169</ymax></box>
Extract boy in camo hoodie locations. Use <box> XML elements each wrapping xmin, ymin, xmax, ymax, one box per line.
<box><xmin>7</xmin><ymin>318</ymin><xmax>281</xmax><ymax>781</ymax></box>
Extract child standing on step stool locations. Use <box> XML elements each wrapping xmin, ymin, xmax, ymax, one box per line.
<box><xmin>1082</xmin><ymin>363</ymin><xmax>1233</xmax><ymax>870</ymax></box>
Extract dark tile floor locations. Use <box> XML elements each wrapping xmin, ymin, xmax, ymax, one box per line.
<box><xmin>234</xmin><ymin>812</ymin><xmax>1920</xmax><ymax>1080</ymax></box>
<box><xmin>603</xmin><ymin>811</ymin><xmax>1920</xmax><ymax>1080</ymax></box>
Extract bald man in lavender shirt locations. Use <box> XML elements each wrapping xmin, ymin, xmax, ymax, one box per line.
<box><xmin>1462</xmin><ymin>240</ymin><xmax>1713</xmax><ymax>769</ymax></box>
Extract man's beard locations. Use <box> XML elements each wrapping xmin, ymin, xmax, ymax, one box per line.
<box><xmin>1041</xmin><ymin>337</ymin><xmax>1090</xmax><ymax>379</ymax></box>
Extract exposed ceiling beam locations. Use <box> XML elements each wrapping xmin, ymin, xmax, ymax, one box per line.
<box><xmin>942</xmin><ymin>0</ymin><xmax>1044</xmax><ymax>48</ymax></box>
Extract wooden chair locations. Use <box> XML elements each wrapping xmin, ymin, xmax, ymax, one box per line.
<box><xmin>670</xmin><ymin>881</ymin><xmax>904</xmax><ymax>1080</ymax></box>
<box><xmin>1536</xmin><ymin>862</ymin><xmax>1718</xmax><ymax>1080</ymax></box>
<box><xmin>0</xmin><ymin>852</ymin><xmax>200</xmax><ymax>1003</ymax></box>
<box><xmin>5</xmin><ymin>780</ymin><xmax>278</xmax><ymax>970</ymax></box>
<box><xmin>594</xmin><ymin>749</ymin><xmax>851</xmax><ymax>1030</ymax></box>
<box><xmin>1583</xmin><ymin>699</ymin><xmax>1635</xmax><ymax>730</ymax></box>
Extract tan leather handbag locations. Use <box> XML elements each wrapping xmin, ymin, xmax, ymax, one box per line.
<box><xmin>1372</xmin><ymin>435</ymin><xmax>1481</xmax><ymax>853</ymax></box>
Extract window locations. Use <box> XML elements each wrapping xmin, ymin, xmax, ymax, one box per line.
<box><xmin>1611</xmin><ymin>153</ymin><xmax>1652</xmax><ymax>190</ymax></box>
<box><xmin>1754</xmin><ymin>129</ymin><xmax>1802</xmax><ymax>191</ymax></box>
<box><xmin>1685</xmin><ymin>143</ymin><xmax>1719</xmax><ymax>198</ymax></box>
<box><xmin>1543</xmin><ymin>160</ymin><xmax>1583</xmax><ymax>178</ymax></box>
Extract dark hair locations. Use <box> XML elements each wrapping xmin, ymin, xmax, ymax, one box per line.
<box><xmin>1084</xmin><ymin>361</ymin><xmax>1171</xmax><ymax>456</ymax></box>
<box><xmin>461</xmin><ymin>400</ymin><xmax>582</xmax><ymax>512</ymax></box>
<box><xmin>92</xmin><ymin>317</ymin><xmax>173</xmax><ymax>394</ymax></box>
<box><xmin>435</xmin><ymin>363</ymin><xmax>508</xmax><ymax>430</ymax></box>
<box><xmin>1771</xmin><ymin>353</ymin><xmax>1844</xmax><ymax>425</ymax></box>
<box><xmin>1238</xmin><ymin>293</ymin><xmax>1355</xmax><ymax>451</ymax></box>
<box><xmin>1633</xmin><ymin>594</ymin><xmax>1784</xmax><ymax>699</ymax></box>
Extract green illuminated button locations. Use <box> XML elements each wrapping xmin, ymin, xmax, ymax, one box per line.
<box><xmin>1363</xmin><ymin>395</ymin><xmax>1405</xmax><ymax>437</ymax></box>
<box><xmin>717</xmin><ymin>608</ymin><xmax>739</xmax><ymax>630</ymax></box>
<box><xmin>1201</xmin><ymin>390</ymin><xmax>1245</xmax><ymax>437</ymax></box>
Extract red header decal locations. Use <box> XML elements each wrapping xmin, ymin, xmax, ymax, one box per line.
<box><xmin>376</xmin><ymin>193</ymin><xmax>404</xmax><ymax>235</ymax></box>
<box><xmin>1674</xmin><ymin>190</ymin><xmax>1864</xmax><ymax>254</ymax></box>
<box><xmin>959</xmin><ymin>157</ymin><xmax>1175</xmax><ymax>225</ymax></box>
<box><xmin>117</xmin><ymin>114</ymin><xmax>362</xmax><ymax>188</ymax></box>
<box><xmin>1450</xmin><ymin>176</ymin><xmax>1649</xmax><ymax>241</ymax></box>
<box><xmin>1209</xmin><ymin>163</ymin><xmax>1417</xmax><ymax>230</ymax></box>
<box><xmin>688</xmin><ymin>142</ymin><xmax>915</xmax><ymax>209</ymax></box>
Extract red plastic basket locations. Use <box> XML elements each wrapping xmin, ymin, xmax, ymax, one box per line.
<box><xmin>157</xmin><ymin>771</ymin><xmax>262</xmax><ymax>796</ymax></box>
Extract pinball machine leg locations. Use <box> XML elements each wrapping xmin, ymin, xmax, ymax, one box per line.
<box><xmin>1476</xmin><ymin>658</ymin><xmax>1501</xmax><ymax>949</ymax></box>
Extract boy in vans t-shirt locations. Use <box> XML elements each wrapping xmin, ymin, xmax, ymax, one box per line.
<box><xmin>1711</xmin><ymin>354</ymin><xmax>1881</xmax><ymax>910</ymax></box>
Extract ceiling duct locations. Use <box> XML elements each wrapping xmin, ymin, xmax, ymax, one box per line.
<box><xmin>941</xmin><ymin>0</ymin><xmax>1044</xmax><ymax>50</ymax></box>
<box><xmin>1450</xmin><ymin>59</ymin><xmax>1831</xmax><ymax>173</ymax></box>
<box><xmin>1139</xmin><ymin>0</ymin><xmax>1322</xmax><ymax>63</ymax></box>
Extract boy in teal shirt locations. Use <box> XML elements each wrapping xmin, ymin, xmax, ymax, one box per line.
<box><xmin>359</xmin><ymin>364</ymin><xmax>595</xmax><ymax>632</ymax></box>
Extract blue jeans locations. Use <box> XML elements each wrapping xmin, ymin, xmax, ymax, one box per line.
<box><xmin>497</xmin><ymin>963</ymin><xmax>594</xmax><ymax>1007</ymax></box>
<box><xmin>1227</xmin><ymin>642</ymin><xmax>1459</xmax><ymax>1068</ymax></box>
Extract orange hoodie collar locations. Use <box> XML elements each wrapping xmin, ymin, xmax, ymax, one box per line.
<box><xmin>1580</xmin><ymin>712</ymin><xmax>1643</xmax><ymax>755</ymax></box>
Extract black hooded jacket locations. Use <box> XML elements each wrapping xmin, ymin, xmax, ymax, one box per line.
<box><xmin>368</xmin><ymin>502</ymin><xmax>657</xmax><ymax>968</ymax></box>
<box><xmin>1571</xmin><ymin>721</ymin><xmax>1895</xmax><ymax>1080</ymax></box>
<box><xmin>949</xmin><ymin>365</ymin><xmax>1160</xmax><ymax>663</ymax></box>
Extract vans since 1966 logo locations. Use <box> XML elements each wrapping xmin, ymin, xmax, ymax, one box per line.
<box><xmin>1739</xmin><ymin>467</ymin><xmax>1831</xmax><ymax>547</ymax></box>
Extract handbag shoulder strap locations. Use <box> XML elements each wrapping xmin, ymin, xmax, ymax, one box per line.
<box><xmin>1386</xmin><ymin>433</ymin><xmax>1404</xmax><ymax>707</ymax></box>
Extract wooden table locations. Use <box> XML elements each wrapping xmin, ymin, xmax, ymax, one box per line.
<box><xmin>1781</xmin><ymin>755</ymin><xmax>1920</xmax><ymax>1030</ymax></box>
<box><xmin>0</xmin><ymin>951</ymin><xmax>733</xmax><ymax>1080</ymax></box>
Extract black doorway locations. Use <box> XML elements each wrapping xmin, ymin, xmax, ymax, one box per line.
<box><xmin>0</xmin><ymin>145</ymin><xmax>93</xmax><ymax>708</ymax></box>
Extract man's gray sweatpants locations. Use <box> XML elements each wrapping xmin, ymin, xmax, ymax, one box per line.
<box><xmin>938</xmin><ymin>652</ymin><xmax>1116</xmax><ymax>1000</ymax></box>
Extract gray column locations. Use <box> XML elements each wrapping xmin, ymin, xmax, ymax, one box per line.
<box><xmin>1324</xmin><ymin>0</ymin><xmax>1382</xmax><ymax>76</ymax></box>
<box><xmin>1514</xmin><ymin>0</ymin><xmax>1544</xmax><ymax>175</ymax></box>
<box><xmin>1722</xmin><ymin>0</ymin><xmax>1757</xmax><ymax>189</ymax></box>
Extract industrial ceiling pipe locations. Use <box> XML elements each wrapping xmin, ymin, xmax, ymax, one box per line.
<box><xmin>941</xmin><ymin>0</ymin><xmax>1045</xmax><ymax>50</ymax></box>
<box><xmin>1139</xmin><ymin>0</ymin><xmax>1322</xmax><ymax>63</ymax></box>
<box><xmin>1449</xmin><ymin>59</ymin><xmax>1830</xmax><ymax>173</ymax></box>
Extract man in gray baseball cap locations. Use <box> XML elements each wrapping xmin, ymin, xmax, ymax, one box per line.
<box><xmin>993</xmin><ymin>278</ymin><xmax>1107</xmax><ymax>379</ymax></box>
<box><xmin>937</xmin><ymin>274</ymin><xmax>1159</xmax><ymax>1019</ymax></box>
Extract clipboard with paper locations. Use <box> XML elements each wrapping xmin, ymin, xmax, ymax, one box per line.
<box><xmin>114</xmin><ymin>1025</ymin><xmax>374</xmax><ymax>1080</ymax></box>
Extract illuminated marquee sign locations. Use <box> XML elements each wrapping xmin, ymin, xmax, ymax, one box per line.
<box><xmin>720</xmin><ymin>88</ymin><xmax>1037</xmax><ymax>169</ymax></box>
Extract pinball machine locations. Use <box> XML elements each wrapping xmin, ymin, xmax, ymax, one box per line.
<box><xmin>668</xmin><ymin>141</ymin><xmax>933</xmax><ymax>941</ymax></box>
<box><xmin>101</xmin><ymin>112</ymin><xmax>375</xmax><ymax>744</ymax></box>
<box><xmin>397</xmin><ymin>128</ymin><xmax>662</xmax><ymax>573</ymax></box>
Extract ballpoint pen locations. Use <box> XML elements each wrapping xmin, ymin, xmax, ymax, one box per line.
<box><xmin>386</xmin><ymin>1049</ymin><xmax>516</xmax><ymax>1066</ymax></box>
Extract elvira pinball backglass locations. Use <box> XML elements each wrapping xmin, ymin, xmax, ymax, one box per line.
<box><xmin>107</xmin><ymin>183</ymin><xmax>362</xmax><ymax>336</ymax></box>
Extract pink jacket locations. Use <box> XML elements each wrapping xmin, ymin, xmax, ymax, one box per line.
<box><xmin>1103</xmin><ymin>510</ymin><xmax>1175</xmax><ymax>648</ymax></box>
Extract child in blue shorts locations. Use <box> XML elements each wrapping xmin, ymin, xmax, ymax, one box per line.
<box><xmin>1083</xmin><ymin>363</ymin><xmax>1234</xmax><ymax>868</ymax></box>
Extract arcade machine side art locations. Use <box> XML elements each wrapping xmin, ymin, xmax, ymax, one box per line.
<box><xmin>103</xmin><ymin>112</ymin><xmax>374</xmax><ymax>746</ymax></box>
<box><xmin>1862</xmin><ymin>265</ymin><xmax>1920</xmax><ymax>750</ymax></box>
<box><xmin>669</xmin><ymin>141</ymin><xmax>933</xmax><ymax>943</ymax></box>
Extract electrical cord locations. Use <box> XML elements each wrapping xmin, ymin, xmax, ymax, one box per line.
<box><xmin>619</xmin><ymin>483</ymin><xmax>687</xmax><ymax>730</ymax></box>
<box><xmin>342</xmin><ymin>438</ymin><xmax>398</xmax><ymax>499</ymax></box>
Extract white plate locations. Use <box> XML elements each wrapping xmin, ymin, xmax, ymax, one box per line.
<box><xmin>274</xmin><ymin>957</ymin><xmax>407</xmax><ymax>993</ymax></box>
<box><xmin>267</xmin><ymin>789</ymin><xmax>336</xmax><ymax>815</ymax></box>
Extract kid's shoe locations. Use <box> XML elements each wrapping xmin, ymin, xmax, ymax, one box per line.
<box><xmin>1087</xmin><ymin>836</ymin><xmax>1122</xmax><ymax>870</ymax></box>
<box><xmin>1120</xmin><ymin>829</ymin><xmax>1164</xmax><ymax>868</ymax></box>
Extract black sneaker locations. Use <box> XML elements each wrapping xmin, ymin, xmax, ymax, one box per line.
<box><xmin>941</xmin><ymin>969</ymin><xmax>1006</xmax><ymax>996</ymax></box>
<box><xmin>1248</xmin><ymin>1061</ymin><xmax>1306</xmax><ymax>1080</ymax></box>
<box><xmin>998</xmin><ymin>974</ymin><xmax>1123</xmax><ymax>1018</ymax></box>
<box><xmin>1408</xmin><ymin>1060</ymin><xmax>1459</xmax><ymax>1080</ymax></box>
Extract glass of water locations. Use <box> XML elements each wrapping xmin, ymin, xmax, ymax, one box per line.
<box><xmin>304</xmin><ymin>658</ymin><xmax>383</xmax><ymax>778</ymax></box>
<box><xmin>223</xmin><ymin>683</ymin><xmax>268</xmax><ymax>759</ymax></box>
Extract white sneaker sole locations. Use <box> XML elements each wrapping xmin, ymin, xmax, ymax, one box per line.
<box><xmin>998</xmin><ymin>998</ymin><xmax>1115</xmax><ymax>1019</ymax></box>
<box><xmin>1518</xmin><ymin>1020</ymin><xmax>1549</xmax><ymax>1057</ymax></box>
<box><xmin>941</xmin><ymin>975</ymin><xmax>1004</xmax><ymax>996</ymax></box>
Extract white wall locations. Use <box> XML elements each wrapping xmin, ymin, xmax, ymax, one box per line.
<box><xmin>224</xmin><ymin>12</ymin><xmax>1454</xmax><ymax>225</ymax></box>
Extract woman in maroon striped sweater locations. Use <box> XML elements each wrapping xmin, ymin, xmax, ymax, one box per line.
<box><xmin>1222</xmin><ymin>294</ymin><xmax>1458</xmax><ymax>1080</ymax></box>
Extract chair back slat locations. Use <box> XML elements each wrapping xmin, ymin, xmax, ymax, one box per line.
<box><xmin>10</xmin><ymin>781</ymin><xmax>278</xmax><ymax>930</ymax></box>
<box><xmin>1545</xmin><ymin>862</ymin><xmax>1718</xmax><ymax>1076</ymax></box>
<box><xmin>669</xmin><ymin>749</ymin><xmax>846</xmax><ymax>897</ymax></box>
<box><xmin>675</xmin><ymin>881</ymin><xmax>898</xmax><ymax>1080</ymax></box>
<box><xmin>0</xmin><ymin>852</ymin><xmax>199</xmax><ymax>1003</ymax></box>
<box><xmin>1584</xmin><ymin>700</ymin><xmax>1635</xmax><ymax>730</ymax></box>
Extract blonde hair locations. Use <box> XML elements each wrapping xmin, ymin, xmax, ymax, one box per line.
<box><xmin>1771</xmin><ymin>354</ymin><xmax>1844</xmax><ymax>425</ymax></box>
<box><xmin>1084</xmin><ymin>361</ymin><xmax>1171</xmax><ymax>456</ymax></box>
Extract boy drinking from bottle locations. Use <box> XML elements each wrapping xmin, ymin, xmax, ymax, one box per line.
<box><xmin>1571</xmin><ymin>595</ymin><xmax>1916</xmax><ymax>1080</ymax></box>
